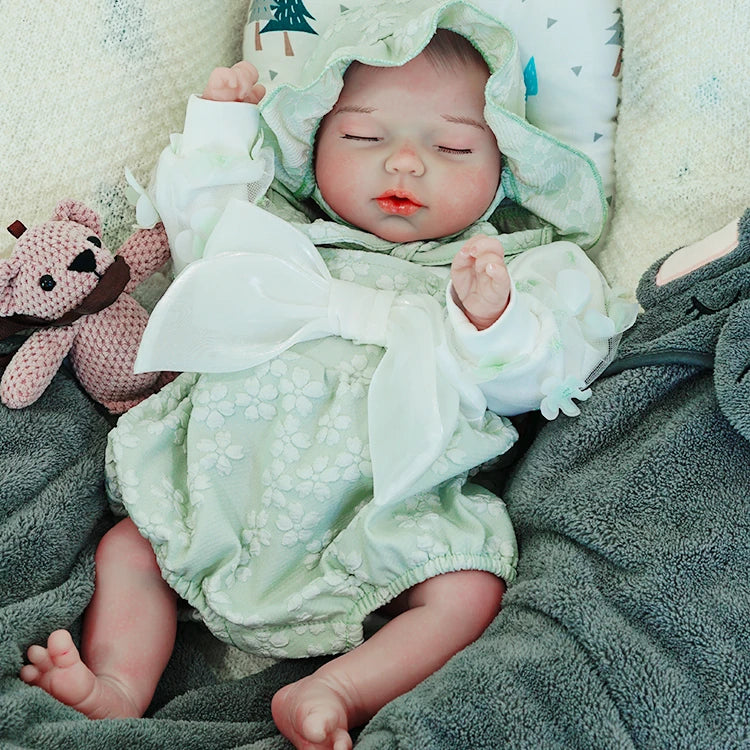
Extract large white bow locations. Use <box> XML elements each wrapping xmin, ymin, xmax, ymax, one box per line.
<box><xmin>136</xmin><ymin>200</ymin><xmax>487</xmax><ymax>504</ymax></box>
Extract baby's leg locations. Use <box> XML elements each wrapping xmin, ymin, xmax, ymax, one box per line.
<box><xmin>272</xmin><ymin>570</ymin><xmax>505</xmax><ymax>750</ymax></box>
<box><xmin>20</xmin><ymin>518</ymin><xmax>176</xmax><ymax>718</ymax></box>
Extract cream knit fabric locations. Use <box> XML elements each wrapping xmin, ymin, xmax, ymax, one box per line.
<box><xmin>0</xmin><ymin>2</ymin><xmax>248</xmax><ymax>258</ymax></box>
<box><xmin>593</xmin><ymin>0</ymin><xmax>750</xmax><ymax>297</ymax></box>
<box><xmin>0</xmin><ymin>0</ymin><xmax>276</xmax><ymax>679</ymax></box>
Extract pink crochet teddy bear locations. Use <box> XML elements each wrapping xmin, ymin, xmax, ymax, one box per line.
<box><xmin>0</xmin><ymin>199</ymin><xmax>174</xmax><ymax>414</ymax></box>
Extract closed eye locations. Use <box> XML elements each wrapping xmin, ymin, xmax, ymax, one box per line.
<box><xmin>686</xmin><ymin>293</ymin><xmax>739</xmax><ymax>318</ymax></box>
<box><xmin>437</xmin><ymin>146</ymin><xmax>472</xmax><ymax>155</ymax></box>
<box><xmin>341</xmin><ymin>134</ymin><xmax>380</xmax><ymax>142</ymax></box>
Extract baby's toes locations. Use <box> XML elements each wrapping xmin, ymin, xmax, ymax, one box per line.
<box><xmin>26</xmin><ymin>643</ymin><xmax>53</xmax><ymax>668</ymax></box>
<box><xmin>332</xmin><ymin>727</ymin><xmax>354</xmax><ymax>750</ymax></box>
<box><xmin>19</xmin><ymin>662</ymin><xmax>43</xmax><ymax>684</ymax></box>
<box><xmin>46</xmin><ymin>630</ymin><xmax>81</xmax><ymax>669</ymax></box>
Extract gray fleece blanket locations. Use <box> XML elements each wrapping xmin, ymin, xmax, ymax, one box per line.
<box><xmin>3</xmin><ymin>213</ymin><xmax>750</xmax><ymax>748</ymax></box>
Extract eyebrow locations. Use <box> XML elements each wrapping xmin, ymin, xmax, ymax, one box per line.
<box><xmin>333</xmin><ymin>104</ymin><xmax>376</xmax><ymax>115</ymax></box>
<box><xmin>441</xmin><ymin>114</ymin><xmax>488</xmax><ymax>131</ymax></box>
<box><xmin>332</xmin><ymin>105</ymin><xmax>487</xmax><ymax>131</ymax></box>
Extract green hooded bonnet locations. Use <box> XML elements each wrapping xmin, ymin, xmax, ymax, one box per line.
<box><xmin>259</xmin><ymin>0</ymin><xmax>607</xmax><ymax>249</ymax></box>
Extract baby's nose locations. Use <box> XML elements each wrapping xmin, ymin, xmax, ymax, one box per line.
<box><xmin>384</xmin><ymin>143</ymin><xmax>425</xmax><ymax>176</ymax></box>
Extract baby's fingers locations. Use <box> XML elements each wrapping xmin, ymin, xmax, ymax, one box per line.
<box><xmin>474</xmin><ymin>249</ymin><xmax>505</xmax><ymax>276</ymax></box>
<box><xmin>451</xmin><ymin>249</ymin><xmax>474</xmax><ymax>274</ymax></box>
<box><xmin>246</xmin><ymin>81</ymin><xmax>266</xmax><ymax>104</ymax></box>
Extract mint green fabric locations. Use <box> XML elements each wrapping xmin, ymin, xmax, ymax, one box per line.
<box><xmin>104</xmin><ymin>0</ymin><xmax>619</xmax><ymax>662</ymax></box>
<box><xmin>107</xmin><ymin>247</ymin><xmax>518</xmax><ymax>658</ymax></box>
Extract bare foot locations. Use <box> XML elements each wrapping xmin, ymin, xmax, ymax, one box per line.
<box><xmin>271</xmin><ymin>672</ymin><xmax>355</xmax><ymax>750</ymax></box>
<box><xmin>20</xmin><ymin>630</ymin><xmax>141</xmax><ymax>719</ymax></box>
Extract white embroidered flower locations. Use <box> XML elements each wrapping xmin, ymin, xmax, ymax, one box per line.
<box><xmin>583</xmin><ymin>308</ymin><xmax>617</xmax><ymax>340</ymax></box>
<box><xmin>187</xmin><ymin>471</ymin><xmax>212</xmax><ymax>508</ymax></box>
<box><xmin>467</xmin><ymin>494</ymin><xmax>509</xmax><ymax>518</ymax></box>
<box><xmin>204</xmin><ymin>580</ymin><xmax>240</xmax><ymax>617</ymax></box>
<box><xmin>334</xmin><ymin>548</ymin><xmax>364</xmax><ymax>576</ymax></box>
<box><xmin>196</xmin><ymin>430</ymin><xmax>244</xmax><ymax>475</ymax></box>
<box><xmin>192</xmin><ymin>383</ymin><xmax>235</xmax><ymax>429</ymax></box>
<box><xmin>142</xmin><ymin>408</ymin><xmax>186</xmax><ymax>444</ymax></box>
<box><xmin>335</xmin><ymin>436</ymin><xmax>372</xmax><ymax>481</ymax></box>
<box><xmin>239</xmin><ymin>628</ymin><xmax>290</xmax><ymax>657</ymax></box>
<box><xmin>304</xmin><ymin>528</ymin><xmax>334</xmax><ymax>569</ymax></box>
<box><xmin>279</xmin><ymin>366</ymin><xmax>325</xmax><ymax>416</ymax></box>
<box><xmin>415</xmin><ymin>532</ymin><xmax>450</xmax><ymax>558</ymax></box>
<box><xmin>236</xmin><ymin>373</ymin><xmax>278</xmax><ymax>421</ymax></box>
<box><xmin>270</xmin><ymin>355</ymin><xmax>291</xmax><ymax>378</ymax></box>
<box><xmin>140</xmin><ymin>478</ymin><xmax>194</xmax><ymax>548</ymax></box>
<box><xmin>486</xmin><ymin>535</ymin><xmax>517</xmax><ymax>561</ymax></box>
<box><xmin>225</xmin><ymin>562</ymin><xmax>253</xmax><ymax>586</ymax></box>
<box><xmin>276</xmin><ymin>502</ymin><xmax>322</xmax><ymax>547</ymax></box>
<box><xmin>112</xmin><ymin>466</ymin><xmax>140</xmax><ymax>493</ymax></box>
<box><xmin>297</xmin><ymin>621</ymin><xmax>327</xmax><ymax>638</ymax></box>
<box><xmin>262</xmin><ymin>457</ymin><xmax>290</xmax><ymax>486</ymax></box>
<box><xmin>431</xmin><ymin>444</ymin><xmax>468</xmax><ymax>476</ymax></box>
<box><xmin>331</xmin><ymin>259</ymin><xmax>371</xmax><ymax>282</ymax></box>
<box><xmin>375</xmin><ymin>272</ymin><xmax>410</xmax><ymax>293</ymax></box>
<box><xmin>287</xmin><ymin>580</ymin><xmax>323</xmax><ymax>614</ymax></box>
<box><xmin>241</xmin><ymin>509</ymin><xmax>272</xmax><ymax>558</ymax></box>
<box><xmin>406</xmin><ymin>546</ymin><xmax>429</xmax><ymax>567</ymax></box>
<box><xmin>316</xmin><ymin>411</ymin><xmax>352</xmax><ymax>446</ymax></box>
<box><xmin>165</xmin><ymin>411</ymin><xmax>189</xmax><ymax>446</ymax></box>
<box><xmin>297</xmin><ymin>457</ymin><xmax>340</xmax><ymax>501</ymax></box>
<box><xmin>271</xmin><ymin>414</ymin><xmax>312</xmax><ymax>463</ymax></box>
<box><xmin>334</xmin><ymin>353</ymin><xmax>375</xmax><ymax>398</ymax></box>
<box><xmin>393</xmin><ymin>492</ymin><xmax>440</xmax><ymax>528</ymax></box>
<box><xmin>261</xmin><ymin>464</ymin><xmax>293</xmax><ymax>509</ymax></box>
<box><xmin>112</xmin><ymin>420</ymin><xmax>140</xmax><ymax>449</ymax></box>
<box><xmin>322</xmin><ymin>568</ymin><xmax>364</xmax><ymax>599</ymax></box>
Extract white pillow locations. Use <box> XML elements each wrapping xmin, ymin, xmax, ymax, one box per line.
<box><xmin>0</xmin><ymin>1</ymin><xmax>248</xmax><ymax>258</ymax></box>
<box><xmin>243</xmin><ymin>0</ymin><xmax>622</xmax><ymax>203</ymax></box>
<box><xmin>593</xmin><ymin>0</ymin><xmax>750</xmax><ymax>296</ymax></box>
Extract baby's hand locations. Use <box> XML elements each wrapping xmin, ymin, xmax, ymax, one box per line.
<box><xmin>202</xmin><ymin>61</ymin><xmax>266</xmax><ymax>103</ymax></box>
<box><xmin>450</xmin><ymin>235</ymin><xmax>511</xmax><ymax>330</ymax></box>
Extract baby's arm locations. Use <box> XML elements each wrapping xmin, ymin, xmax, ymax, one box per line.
<box><xmin>446</xmin><ymin>240</ymin><xmax>639</xmax><ymax>419</ymax></box>
<box><xmin>450</xmin><ymin>235</ymin><xmax>511</xmax><ymax>330</ymax></box>
<box><xmin>132</xmin><ymin>61</ymin><xmax>274</xmax><ymax>272</ymax></box>
<box><xmin>203</xmin><ymin>61</ymin><xmax>266</xmax><ymax>103</ymax></box>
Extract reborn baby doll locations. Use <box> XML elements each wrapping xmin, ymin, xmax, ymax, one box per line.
<box><xmin>22</xmin><ymin>3</ymin><xmax>636</xmax><ymax>749</ymax></box>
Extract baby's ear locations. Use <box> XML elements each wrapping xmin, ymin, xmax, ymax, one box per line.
<box><xmin>52</xmin><ymin>199</ymin><xmax>103</xmax><ymax>237</ymax></box>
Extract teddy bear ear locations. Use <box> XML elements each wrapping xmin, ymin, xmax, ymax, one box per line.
<box><xmin>52</xmin><ymin>199</ymin><xmax>102</xmax><ymax>236</ymax></box>
<box><xmin>7</xmin><ymin>220</ymin><xmax>27</xmax><ymax>239</ymax></box>
<box><xmin>0</xmin><ymin>256</ymin><xmax>20</xmax><ymax>315</ymax></box>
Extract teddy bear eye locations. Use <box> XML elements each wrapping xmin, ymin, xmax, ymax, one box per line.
<box><xmin>39</xmin><ymin>274</ymin><xmax>56</xmax><ymax>291</ymax></box>
<box><xmin>87</xmin><ymin>235</ymin><xmax>101</xmax><ymax>247</ymax></box>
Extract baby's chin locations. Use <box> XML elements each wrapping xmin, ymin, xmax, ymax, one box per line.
<box><xmin>365</xmin><ymin>217</ymin><xmax>453</xmax><ymax>244</ymax></box>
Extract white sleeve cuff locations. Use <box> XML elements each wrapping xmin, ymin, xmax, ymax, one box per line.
<box><xmin>445</xmin><ymin>279</ymin><xmax>540</xmax><ymax>366</ymax></box>
<box><xmin>181</xmin><ymin>94</ymin><xmax>261</xmax><ymax>155</ymax></box>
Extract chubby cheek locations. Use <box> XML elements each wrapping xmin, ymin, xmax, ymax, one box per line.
<box><xmin>436</xmin><ymin>166</ymin><xmax>500</xmax><ymax>232</ymax></box>
<box><xmin>315</xmin><ymin>150</ymin><xmax>364</xmax><ymax>221</ymax></box>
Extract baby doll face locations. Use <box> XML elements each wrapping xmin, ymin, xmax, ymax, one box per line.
<box><xmin>314</xmin><ymin>49</ymin><xmax>502</xmax><ymax>243</ymax></box>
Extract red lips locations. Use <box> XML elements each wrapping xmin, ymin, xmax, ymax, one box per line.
<box><xmin>376</xmin><ymin>190</ymin><xmax>424</xmax><ymax>216</ymax></box>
